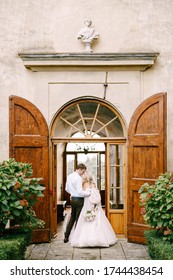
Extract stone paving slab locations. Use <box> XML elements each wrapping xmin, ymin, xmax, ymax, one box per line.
<box><xmin>73</xmin><ymin>248</ymin><xmax>100</xmax><ymax>260</ymax></box>
<box><xmin>25</xmin><ymin>221</ymin><xmax>150</xmax><ymax>260</ymax></box>
<box><xmin>101</xmin><ymin>243</ymin><xmax>126</xmax><ymax>260</ymax></box>
<box><xmin>25</xmin><ymin>239</ymin><xmax>150</xmax><ymax>260</ymax></box>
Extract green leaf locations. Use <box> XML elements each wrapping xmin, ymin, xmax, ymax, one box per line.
<box><xmin>1</xmin><ymin>218</ymin><xmax>8</xmax><ymax>225</ymax></box>
<box><xmin>157</xmin><ymin>220</ymin><xmax>163</xmax><ymax>227</ymax></box>
<box><xmin>12</xmin><ymin>209</ymin><xmax>21</xmax><ymax>216</ymax></box>
<box><xmin>5</xmin><ymin>189</ymin><xmax>11</xmax><ymax>196</ymax></box>
<box><xmin>15</xmin><ymin>205</ymin><xmax>23</xmax><ymax>209</ymax></box>
<box><xmin>13</xmin><ymin>200</ymin><xmax>21</xmax><ymax>207</ymax></box>
<box><xmin>166</xmin><ymin>198</ymin><xmax>173</xmax><ymax>204</ymax></box>
<box><xmin>1</xmin><ymin>204</ymin><xmax>9</xmax><ymax>211</ymax></box>
<box><xmin>166</xmin><ymin>204</ymin><xmax>172</xmax><ymax>210</ymax></box>
<box><xmin>155</xmin><ymin>196</ymin><xmax>162</xmax><ymax>201</ymax></box>
<box><xmin>34</xmin><ymin>186</ymin><xmax>45</xmax><ymax>191</ymax></box>
<box><xmin>161</xmin><ymin>213</ymin><xmax>170</xmax><ymax>219</ymax></box>
<box><xmin>138</xmin><ymin>183</ymin><xmax>149</xmax><ymax>193</ymax></box>
<box><xmin>1</xmin><ymin>199</ymin><xmax>8</xmax><ymax>205</ymax></box>
<box><xmin>37</xmin><ymin>193</ymin><xmax>44</xmax><ymax>197</ymax></box>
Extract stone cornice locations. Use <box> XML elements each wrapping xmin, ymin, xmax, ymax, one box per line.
<box><xmin>18</xmin><ymin>52</ymin><xmax>159</xmax><ymax>71</ymax></box>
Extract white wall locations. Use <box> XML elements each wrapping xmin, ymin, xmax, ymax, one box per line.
<box><xmin>0</xmin><ymin>0</ymin><xmax>173</xmax><ymax>169</ymax></box>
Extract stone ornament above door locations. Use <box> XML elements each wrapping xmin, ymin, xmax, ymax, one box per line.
<box><xmin>19</xmin><ymin>53</ymin><xmax>159</xmax><ymax>72</ymax></box>
<box><xmin>77</xmin><ymin>19</ymin><xmax>99</xmax><ymax>53</ymax></box>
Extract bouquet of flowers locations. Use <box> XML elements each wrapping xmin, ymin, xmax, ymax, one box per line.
<box><xmin>84</xmin><ymin>207</ymin><xmax>97</xmax><ymax>222</ymax></box>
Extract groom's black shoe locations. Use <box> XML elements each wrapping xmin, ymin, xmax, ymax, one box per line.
<box><xmin>64</xmin><ymin>238</ymin><xmax>69</xmax><ymax>243</ymax></box>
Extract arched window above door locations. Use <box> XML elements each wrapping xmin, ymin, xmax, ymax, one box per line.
<box><xmin>52</xmin><ymin>99</ymin><xmax>125</xmax><ymax>138</ymax></box>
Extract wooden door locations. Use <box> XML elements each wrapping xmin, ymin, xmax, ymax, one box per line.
<box><xmin>128</xmin><ymin>92</ymin><xmax>167</xmax><ymax>244</ymax></box>
<box><xmin>9</xmin><ymin>95</ymin><xmax>50</xmax><ymax>243</ymax></box>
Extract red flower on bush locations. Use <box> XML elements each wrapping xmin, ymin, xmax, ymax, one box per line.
<box><xmin>20</xmin><ymin>199</ymin><xmax>29</xmax><ymax>207</ymax></box>
<box><xmin>13</xmin><ymin>181</ymin><xmax>21</xmax><ymax>190</ymax></box>
<box><xmin>163</xmin><ymin>228</ymin><xmax>172</xmax><ymax>236</ymax></box>
<box><xmin>147</xmin><ymin>193</ymin><xmax>153</xmax><ymax>199</ymax></box>
<box><xmin>169</xmin><ymin>176</ymin><xmax>173</xmax><ymax>182</ymax></box>
<box><xmin>140</xmin><ymin>207</ymin><xmax>146</xmax><ymax>215</ymax></box>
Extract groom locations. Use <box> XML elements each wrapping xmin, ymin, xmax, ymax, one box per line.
<box><xmin>64</xmin><ymin>163</ymin><xmax>90</xmax><ymax>243</ymax></box>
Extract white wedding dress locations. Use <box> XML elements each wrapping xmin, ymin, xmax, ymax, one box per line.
<box><xmin>70</xmin><ymin>186</ymin><xmax>118</xmax><ymax>247</ymax></box>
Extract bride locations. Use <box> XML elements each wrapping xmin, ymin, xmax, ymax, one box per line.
<box><xmin>70</xmin><ymin>173</ymin><xmax>117</xmax><ymax>247</ymax></box>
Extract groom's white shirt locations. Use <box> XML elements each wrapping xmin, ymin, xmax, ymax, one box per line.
<box><xmin>65</xmin><ymin>171</ymin><xmax>90</xmax><ymax>197</ymax></box>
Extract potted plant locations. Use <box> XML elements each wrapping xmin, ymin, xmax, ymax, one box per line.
<box><xmin>139</xmin><ymin>172</ymin><xmax>173</xmax><ymax>259</ymax></box>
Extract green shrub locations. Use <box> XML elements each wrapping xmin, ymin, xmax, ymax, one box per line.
<box><xmin>145</xmin><ymin>230</ymin><xmax>173</xmax><ymax>260</ymax></box>
<box><xmin>0</xmin><ymin>158</ymin><xmax>45</xmax><ymax>230</ymax></box>
<box><xmin>0</xmin><ymin>228</ymin><xmax>32</xmax><ymax>259</ymax></box>
<box><xmin>139</xmin><ymin>172</ymin><xmax>173</xmax><ymax>242</ymax></box>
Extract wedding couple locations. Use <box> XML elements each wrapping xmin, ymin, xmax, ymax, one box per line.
<box><xmin>64</xmin><ymin>163</ymin><xmax>117</xmax><ymax>247</ymax></box>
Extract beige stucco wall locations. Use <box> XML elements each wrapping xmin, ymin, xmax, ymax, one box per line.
<box><xmin>0</xmin><ymin>0</ymin><xmax>173</xmax><ymax>170</ymax></box>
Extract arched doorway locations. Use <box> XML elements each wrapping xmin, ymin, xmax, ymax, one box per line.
<box><xmin>9</xmin><ymin>93</ymin><xmax>166</xmax><ymax>243</ymax></box>
<box><xmin>50</xmin><ymin>97</ymin><xmax>127</xmax><ymax>238</ymax></box>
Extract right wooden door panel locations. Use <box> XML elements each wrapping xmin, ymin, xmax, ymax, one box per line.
<box><xmin>128</xmin><ymin>93</ymin><xmax>167</xmax><ymax>244</ymax></box>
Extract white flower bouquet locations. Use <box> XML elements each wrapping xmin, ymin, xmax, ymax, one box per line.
<box><xmin>84</xmin><ymin>207</ymin><xmax>97</xmax><ymax>222</ymax></box>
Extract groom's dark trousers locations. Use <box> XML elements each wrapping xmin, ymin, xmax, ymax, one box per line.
<box><xmin>65</xmin><ymin>197</ymin><xmax>84</xmax><ymax>240</ymax></box>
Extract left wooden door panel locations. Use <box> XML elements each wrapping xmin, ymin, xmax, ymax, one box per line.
<box><xmin>9</xmin><ymin>96</ymin><xmax>50</xmax><ymax>243</ymax></box>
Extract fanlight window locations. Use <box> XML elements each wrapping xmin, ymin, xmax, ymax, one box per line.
<box><xmin>53</xmin><ymin>100</ymin><xmax>124</xmax><ymax>138</ymax></box>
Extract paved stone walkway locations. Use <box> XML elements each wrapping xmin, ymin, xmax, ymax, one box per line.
<box><xmin>25</xmin><ymin>221</ymin><xmax>150</xmax><ymax>260</ymax></box>
<box><xmin>25</xmin><ymin>238</ymin><xmax>150</xmax><ymax>260</ymax></box>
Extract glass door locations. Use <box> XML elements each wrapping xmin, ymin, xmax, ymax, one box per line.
<box><xmin>107</xmin><ymin>143</ymin><xmax>126</xmax><ymax>237</ymax></box>
<box><xmin>65</xmin><ymin>150</ymin><xmax>105</xmax><ymax>205</ymax></box>
<box><xmin>109</xmin><ymin>144</ymin><xmax>124</xmax><ymax>209</ymax></box>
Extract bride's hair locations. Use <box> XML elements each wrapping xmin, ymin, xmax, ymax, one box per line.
<box><xmin>83</xmin><ymin>174</ymin><xmax>96</xmax><ymax>187</ymax></box>
<box><xmin>87</xmin><ymin>174</ymin><xmax>94</xmax><ymax>183</ymax></box>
